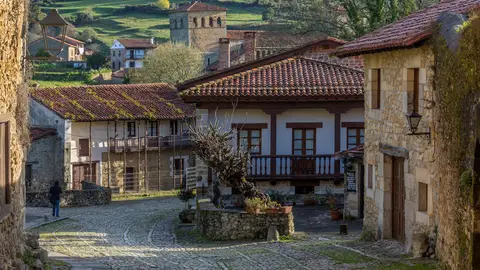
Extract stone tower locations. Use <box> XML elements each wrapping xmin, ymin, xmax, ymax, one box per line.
<box><xmin>169</xmin><ymin>1</ymin><xmax>227</xmax><ymax>52</ymax></box>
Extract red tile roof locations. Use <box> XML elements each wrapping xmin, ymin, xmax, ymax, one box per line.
<box><xmin>30</xmin><ymin>127</ymin><xmax>57</xmax><ymax>142</ymax></box>
<box><xmin>173</xmin><ymin>1</ymin><xmax>227</xmax><ymax>12</ymax></box>
<box><xmin>29</xmin><ymin>36</ymin><xmax>79</xmax><ymax>47</ymax></box>
<box><xmin>112</xmin><ymin>69</ymin><xmax>126</xmax><ymax>78</ymax></box>
<box><xmin>31</xmin><ymin>84</ymin><xmax>195</xmax><ymax>122</ymax></box>
<box><xmin>335</xmin><ymin>0</ymin><xmax>480</xmax><ymax>57</ymax></box>
<box><xmin>117</xmin><ymin>39</ymin><xmax>157</xmax><ymax>49</ymax></box>
<box><xmin>58</xmin><ymin>35</ymin><xmax>84</xmax><ymax>46</ymax></box>
<box><xmin>180</xmin><ymin>57</ymin><xmax>364</xmax><ymax>100</ymax></box>
<box><xmin>227</xmin><ymin>30</ymin><xmax>335</xmax><ymax>48</ymax></box>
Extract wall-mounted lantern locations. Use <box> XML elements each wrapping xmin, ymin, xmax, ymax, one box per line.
<box><xmin>406</xmin><ymin>112</ymin><xmax>431</xmax><ymax>140</ymax></box>
<box><xmin>27</xmin><ymin>9</ymin><xmax>68</xmax><ymax>61</ymax></box>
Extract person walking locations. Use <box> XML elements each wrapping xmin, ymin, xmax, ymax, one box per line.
<box><xmin>49</xmin><ymin>181</ymin><xmax>62</xmax><ymax>217</ymax></box>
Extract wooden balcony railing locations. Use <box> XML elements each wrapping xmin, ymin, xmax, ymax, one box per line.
<box><xmin>109</xmin><ymin>134</ymin><xmax>191</xmax><ymax>152</ymax></box>
<box><xmin>249</xmin><ymin>155</ymin><xmax>339</xmax><ymax>179</ymax></box>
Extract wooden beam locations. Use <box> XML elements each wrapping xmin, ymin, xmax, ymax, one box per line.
<box><xmin>231</xmin><ymin>123</ymin><xmax>268</xmax><ymax>129</ymax></box>
<box><xmin>335</xmin><ymin>113</ymin><xmax>341</xmax><ymax>174</ymax></box>
<box><xmin>286</xmin><ymin>122</ymin><xmax>323</xmax><ymax>129</ymax></box>
<box><xmin>341</xmin><ymin>122</ymin><xmax>365</xmax><ymax>128</ymax></box>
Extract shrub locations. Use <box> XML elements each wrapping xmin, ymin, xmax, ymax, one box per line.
<box><xmin>262</xmin><ymin>7</ymin><xmax>275</xmax><ymax>21</ymax></box>
<box><xmin>245</xmin><ymin>197</ymin><xmax>266</xmax><ymax>212</ymax></box>
<box><xmin>75</xmin><ymin>12</ymin><xmax>95</xmax><ymax>25</ymax></box>
<box><xmin>80</xmin><ymin>28</ymin><xmax>98</xmax><ymax>42</ymax></box>
<box><xmin>113</xmin><ymin>3</ymin><xmax>168</xmax><ymax>15</ymax></box>
<box><xmin>157</xmin><ymin>0</ymin><xmax>170</xmax><ymax>10</ymax></box>
<box><xmin>35</xmin><ymin>49</ymin><xmax>51</xmax><ymax>57</ymax></box>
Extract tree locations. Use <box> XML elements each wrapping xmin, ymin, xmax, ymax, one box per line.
<box><xmin>188</xmin><ymin>119</ymin><xmax>268</xmax><ymax>202</ymax></box>
<box><xmin>80</xmin><ymin>28</ymin><xmax>98</xmax><ymax>42</ymax></box>
<box><xmin>157</xmin><ymin>0</ymin><xmax>170</xmax><ymax>10</ymax></box>
<box><xmin>265</xmin><ymin>0</ymin><xmax>439</xmax><ymax>39</ymax></box>
<box><xmin>129</xmin><ymin>42</ymin><xmax>204</xmax><ymax>84</ymax></box>
<box><xmin>87</xmin><ymin>52</ymin><xmax>106</xmax><ymax>69</ymax></box>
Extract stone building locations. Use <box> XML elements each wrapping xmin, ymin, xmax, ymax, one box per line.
<box><xmin>26</xmin><ymin>127</ymin><xmax>62</xmax><ymax>192</ymax></box>
<box><xmin>29</xmin><ymin>84</ymin><xmax>195</xmax><ymax>193</ymax></box>
<box><xmin>28</xmin><ymin>35</ymin><xmax>87</xmax><ymax>68</ymax></box>
<box><xmin>179</xmin><ymin>37</ymin><xmax>365</xmax><ymax>201</ymax></box>
<box><xmin>110</xmin><ymin>38</ymin><xmax>157</xmax><ymax>71</ymax></box>
<box><xmin>335</xmin><ymin>0</ymin><xmax>480</xmax><ymax>267</ymax></box>
<box><xmin>0</xmin><ymin>0</ymin><xmax>29</xmax><ymax>268</ymax></box>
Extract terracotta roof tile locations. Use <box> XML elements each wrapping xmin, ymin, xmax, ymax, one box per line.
<box><xmin>30</xmin><ymin>127</ymin><xmax>57</xmax><ymax>142</ymax></box>
<box><xmin>336</xmin><ymin>0</ymin><xmax>480</xmax><ymax>57</ymax></box>
<box><xmin>112</xmin><ymin>69</ymin><xmax>126</xmax><ymax>78</ymax></box>
<box><xmin>57</xmin><ymin>35</ymin><xmax>84</xmax><ymax>46</ymax></box>
<box><xmin>31</xmin><ymin>84</ymin><xmax>195</xmax><ymax>122</ymax></box>
<box><xmin>227</xmin><ymin>30</ymin><xmax>334</xmax><ymax>48</ymax></box>
<box><xmin>181</xmin><ymin>57</ymin><xmax>364</xmax><ymax>99</ymax></box>
<box><xmin>117</xmin><ymin>39</ymin><xmax>157</xmax><ymax>49</ymax></box>
<box><xmin>174</xmin><ymin>1</ymin><xmax>227</xmax><ymax>12</ymax></box>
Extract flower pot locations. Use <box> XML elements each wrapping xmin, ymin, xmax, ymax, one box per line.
<box><xmin>246</xmin><ymin>206</ymin><xmax>260</xmax><ymax>214</ymax></box>
<box><xmin>330</xmin><ymin>209</ymin><xmax>342</xmax><ymax>221</ymax></box>
<box><xmin>266</xmin><ymin>208</ymin><xmax>278</xmax><ymax>215</ymax></box>
<box><xmin>279</xmin><ymin>206</ymin><xmax>292</xmax><ymax>214</ymax></box>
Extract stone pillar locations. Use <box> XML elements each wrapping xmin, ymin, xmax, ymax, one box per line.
<box><xmin>218</xmin><ymin>38</ymin><xmax>231</xmax><ymax>70</ymax></box>
<box><xmin>244</xmin><ymin>31</ymin><xmax>257</xmax><ymax>62</ymax></box>
<box><xmin>195</xmin><ymin>109</ymin><xmax>210</xmax><ymax>193</ymax></box>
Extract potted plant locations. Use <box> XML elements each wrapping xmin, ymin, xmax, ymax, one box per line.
<box><xmin>303</xmin><ymin>193</ymin><xmax>317</xmax><ymax>205</ymax></box>
<box><xmin>279</xmin><ymin>204</ymin><xmax>293</xmax><ymax>214</ymax></box>
<box><xmin>328</xmin><ymin>196</ymin><xmax>342</xmax><ymax>221</ymax></box>
<box><xmin>283</xmin><ymin>195</ymin><xmax>295</xmax><ymax>206</ymax></box>
<box><xmin>177</xmin><ymin>189</ymin><xmax>196</xmax><ymax>223</ymax></box>
<box><xmin>245</xmin><ymin>197</ymin><xmax>266</xmax><ymax>214</ymax></box>
<box><xmin>266</xmin><ymin>200</ymin><xmax>281</xmax><ymax>215</ymax></box>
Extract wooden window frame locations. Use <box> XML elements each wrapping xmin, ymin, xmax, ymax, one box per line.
<box><xmin>148</xmin><ymin>121</ymin><xmax>158</xmax><ymax>136</ymax></box>
<box><xmin>292</xmin><ymin>128</ymin><xmax>316</xmax><ymax>155</ymax></box>
<box><xmin>0</xmin><ymin>120</ymin><xmax>11</xmax><ymax>221</ymax></box>
<box><xmin>78</xmin><ymin>138</ymin><xmax>90</xmax><ymax>157</ymax></box>
<box><xmin>346</xmin><ymin>127</ymin><xmax>365</xmax><ymax>149</ymax></box>
<box><xmin>127</xmin><ymin>121</ymin><xmax>136</xmax><ymax>137</ymax></box>
<box><xmin>418</xmin><ymin>182</ymin><xmax>428</xmax><ymax>212</ymax></box>
<box><xmin>407</xmin><ymin>68</ymin><xmax>420</xmax><ymax>113</ymax></box>
<box><xmin>237</xmin><ymin>129</ymin><xmax>262</xmax><ymax>155</ymax></box>
<box><xmin>170</xmin><ymin>120</ymin><xmax>178</xmax><ymax>135</ymax></box>
<box><xmin>371</xmin><ymin>69</ymin><xmax>381</xmax><ymax>109</ymax></box>
<box><xmin>367</xmin><ymin>164</ymin><xmax>373</xmax><ymax>189</ymax></box>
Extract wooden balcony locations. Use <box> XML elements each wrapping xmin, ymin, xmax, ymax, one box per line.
<box><xmin>109</xmin><ymin>134</ymin><xmax>191</xmax><ymax>152</ymax></box>
<box><xmin>248</xmin><ymin>155</ymin><xmax>341</xmax><ymax>180</ymax></box>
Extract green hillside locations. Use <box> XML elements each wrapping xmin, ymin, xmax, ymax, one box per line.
<box><xmin>41</xmin><ymin>0</ymin><xmax>266</xmax><ymax>47</ymax></box>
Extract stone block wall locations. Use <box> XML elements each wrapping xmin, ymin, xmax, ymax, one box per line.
<box><xmin>0</xmin><ymin>0</ymin><xmax>29</xmax><ymax>269</ymax></box>
<box><xmin>197</xmin><ymin>203</ymin><xmax>294</xmax><ymax>240</ymax></box>
<box><xmin>27</xmin><ymin>135</ymin><xmax>63</xmax><ymax>192</ymax></box>
<box><xmin>26</xmin><ymin>188</ymin><xmax>112</xmax><ymax>207</ymax></box>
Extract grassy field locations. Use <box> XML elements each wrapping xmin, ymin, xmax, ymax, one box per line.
<box><xmin>42</xmin><ymin>0</ymin><xmax>265</xmax><ymax>47</ymax></box>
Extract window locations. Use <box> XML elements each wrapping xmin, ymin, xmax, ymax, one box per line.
<box><xmin>170</xmin><ymin>120</ymin><xmax>178</xmax><ymax>135</ymax></box>
<box><xmin>292</xmin><ymin>129</ymin><xmax>315</xmax><ymax>155</ymax></box>
<box><xmin>174</xmin><ymin>19</ymin><xmax>178</xmax><ymax>29</ymax></box>
<box><xmin>347</xmin><ymin>128</ymin><xmax>365</xmax><ymax>149</ymax></box>
<box><xmin>0</xmin><ymin>121</ymin><xmax>11</xmax><ymax>218</ymax></box>
<box><xmin>148</xmin><ymin>121</ymin><xmax>158</xmax><ymax>136</ymax></box>
<box><xmin>112</xmin><ymin>51</ymin><xmax>116</xmax><ymax>57</ymax></box>
<box><xmin>129</xmin><ymin>61</ymin><xmax>135</xmax><ymax>68</ymax></box>
<box><xmin>180</xmin><ymin>19</ymin><xmax>184</xmax><ymax>28</ymax></box>
<box><xmin>78</xmin><ymin>138</ymin><xmax>90</xmax><ymax>157</ymax></box>
<box><xmin>127</xmin><ymin>122</ymin><xmax>136</xmax><ymax>137</ymax></box>
<box><xmin>209</xmin><ymin>17</ymin><xmax>214</xmax><ymax>27</ymax></box>
<box><xmin>174</xmin><ymin>158</ymin><xmax>184</xmax><ymax>174</ymax></box>
<box><xmin>118</xmin><ymin>62</ymin><xmax>122</xmax><ymax>69</ymax></box>
<box><xmin>193</xmin><ymin>17</ymin><xmax>198</xmax><ymax>28</ymax></box>
<box><xmin>371</xmin><ymin>69</ymin><xmax>381</xmax><ymax>109</ymax></box>
<box><xmin>217</xmin><ymin>17</ymin><xmax>222</xmax><ymax>26</ymax></box>
<box><xmin>367</xmin><ymin>164</ymin><xmax>373</xmax><ymax>189</ymax></box>
<box><xmin>201</xmin><ymin>17</ymin><xmax>205</xmax><ymax>27</ymax></box>
<box><xmin>418</xmin><ymin>182</ymin><xmax>428</xmax><ymax>212</ymax></box>
<box><xmin>238</xmin><ymin>129</ymin><xmax>261</xmax><ymax>154</ymax></box>
<box><xmin>407</xmin><ymin>68</ymin><xmax>420</xmax><ymax>113</ymax></box>
<box><xmin>112</xmin><ymin>62</ymin><xmax>116</xmax><ymax>70</ymax></box>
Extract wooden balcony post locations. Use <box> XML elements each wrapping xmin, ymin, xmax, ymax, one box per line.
<box><xmin>335</xmin><ymin>113</ymin><xmax>341</xmax><ymax>174</ymax></box>
<box><xmin>263</xmin><ymin>109</ymin><xmax>285</xmax><ymax>176</ymax></box>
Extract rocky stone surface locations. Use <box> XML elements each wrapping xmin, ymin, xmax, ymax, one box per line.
<box><xmin>26</xmin><ymin>188</ymin><xmax>112</xmax><ymax>207</ymax></box>
<box><xmin>197</xmin><ymin>203</ymin><xmax>294</xmax><ymax>240</ymax></box>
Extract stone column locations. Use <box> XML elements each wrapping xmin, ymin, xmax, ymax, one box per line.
<box><xmin>244</xmin><ymin>31</ymin><xmax>257</xmax><ymax>62</ymax></box>
<box><xmin>218</xmin><ymin>38</ymin><xmax>231</xmax><ymax>70</ymax></box>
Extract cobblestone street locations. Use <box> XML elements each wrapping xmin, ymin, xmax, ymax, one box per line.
<box><xmin>29</xmin><ymin>198</ymin><xmax>437</xmax><ymax>269</ymax></box>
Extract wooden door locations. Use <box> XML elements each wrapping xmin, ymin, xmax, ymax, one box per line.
<box><xmin>125</xmin><ymin>167</ymin><xmax>135</xmax><ymax>191</ymax></box>
<box><xmin>392</xmin><ymin>157</ymin><xmax>405</xmax><ymax>243</ymax></box>
<box><xmin>292</xmin><ymin>129</ymin><xmax>316</xmax><ymax>175</ymax></box>
<box><xmin>72</xmin><ymin>164</ymin><xmax>96</xmax><ymax>190</ymax></box>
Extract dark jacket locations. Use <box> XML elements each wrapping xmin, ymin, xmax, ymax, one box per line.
<box><xmin>49</xmin><ymin>186</ymin><xmax>62</xmax><ymax>202</ymax></box>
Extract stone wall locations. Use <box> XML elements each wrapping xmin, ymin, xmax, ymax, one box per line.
<box><xmin>26</xmin><ymin>187</ymin><xmax>112</xmax><ymax>207</ymax></box>
<box><xmin>197</xmin><ymin>203</ymin><xmax>294</xmax><ymax>240</ymax></box>
<box><xmin>27</xmin><ymin>134</ymin><xmax>63</xmax><ymax>192</ymax></box>
<box><xmin>363</xmin><ymin>46</ymin><xmax>436</xmax><ymax>250</ymax></box>
<box><xmin>0</xmin><ymin>0</ymin><xmax>29</xmax><ymax>269</ymax></box>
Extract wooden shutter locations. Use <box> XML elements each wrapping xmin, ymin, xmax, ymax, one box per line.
<box><xmin>0</xmin><ymin>121</ymin><xmax>11</xmax><ymax>217</ymax></box>
<box><xmin>407</xmin><ymin>68</ymin><xmax>420</xmax><ymax>113</ymax></box>
<box><xmin>371</xmin><ymin>69</ymin><xmax>381</xmax><ymax>109</ymax></box>
<box><xmin>367</xmin><ymin>164</ymin><xmax>373</xmax><ymax>189</ymax></box>
<box><xmin>79</xmin><ymin>138</ymin><xmax>90</xmax><ymax>157</ymax></box>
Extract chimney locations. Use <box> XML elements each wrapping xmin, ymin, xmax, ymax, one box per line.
<box><xmin>218</xmin><ymin>38</ymin><xmax>231</xmax><ymax>70</ymax></box>
<box><xmin>150</xmin><ymin>37</ymin><xmax>155</xmax><ymax>44</ymax></box>
<box><xmin>244</xmin><ymin>31</ymin><xmax>256</xmax><ymax>62</ymax></box>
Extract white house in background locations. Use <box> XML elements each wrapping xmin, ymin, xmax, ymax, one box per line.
<box><xmin>178</xmin><ymin>37</ymin><xmax>365</xmax><ymax>196</ymax></box>
<box><xmin>110</xmin><ymin>38</ymin><xmax>157</xmax><ymax>71</ymax></box>
<box><xmin>29</xmin><ymin>84</ymin><xmax>195</xmax><ymax>193</ymax></box>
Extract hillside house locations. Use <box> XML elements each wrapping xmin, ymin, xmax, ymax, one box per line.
<box><xmin>29</xmin><ymin>84</ymin><xmax>195</xmax><ymax>193</ymax></box>
<box><xmin>335</xmin><ymin>0</ymin><xmax>480</xmax><ymax>266</ymax></box>
<box><xmin>28</xmin><ymin>35</ymin><xmax>87</xmax><ymax>68</ymax></box>
<box><xmin>178</xmin><ymin>37</ymin><xmax>365</xmax><ymax>198</ymax></box>
<box><xmin>110</xmin><ymin>38</ymin><xmax>157</xmax><ymax>72</ymax></box>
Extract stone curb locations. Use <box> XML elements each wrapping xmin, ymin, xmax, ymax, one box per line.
<box><xmin>26</xmin><ymin>217</ymin><xmax>69</xmax><ymax>230</ymax></box>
